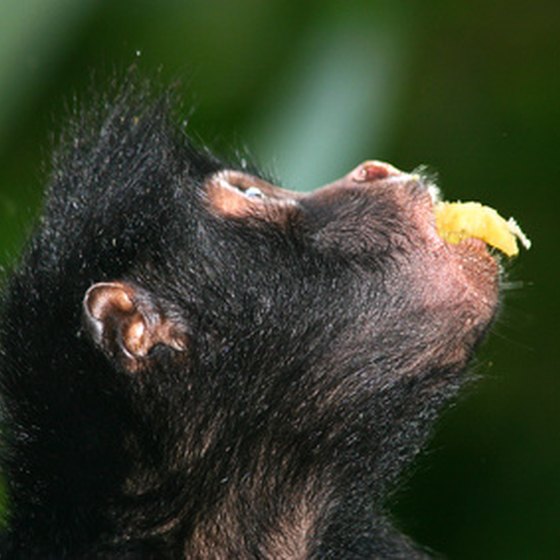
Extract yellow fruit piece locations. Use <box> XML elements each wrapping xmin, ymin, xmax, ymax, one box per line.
<box><xmin>434</xmin><ymin>201</ymin><xmax>531</xmax><ymax>257</ymax></box>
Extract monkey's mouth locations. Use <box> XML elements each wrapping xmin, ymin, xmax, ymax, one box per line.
<box><xmin>426</xmin><ymin>184</ymin><xmax>531</xmax><ymax>258</ymax></box>
<box><xmin>340</xmin><ymin>161</ymin><xmax>526</xmax><ymax>325</ymax></box>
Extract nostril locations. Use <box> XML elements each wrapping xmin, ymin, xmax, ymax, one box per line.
<box><xmin>351</xmin><ymin>161</ymin><xmax>402</xmax><ymax>183</ymax></box>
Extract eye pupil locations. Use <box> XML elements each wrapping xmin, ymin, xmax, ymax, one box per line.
<box><xmin>244</xmin><ymin>186</ymin><xmax>264</xmax><ymax>199</ymax></box>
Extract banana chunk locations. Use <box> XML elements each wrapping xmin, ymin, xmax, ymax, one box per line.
<box><xmin>435</xmin><ymin>201</ymin><xmax>531</xmax><ymax>257</ymax></box>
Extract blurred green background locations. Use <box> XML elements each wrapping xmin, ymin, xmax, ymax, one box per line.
<box><xmin>0</xmin><ymin>0</ymin><xmax>558</xmax><ymax>557</ymax></box>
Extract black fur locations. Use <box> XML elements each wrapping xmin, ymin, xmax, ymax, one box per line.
<box><xmin>0</xmin><ymin>82</ymin><xmax>500</xmax><ymax>558</ymax></box>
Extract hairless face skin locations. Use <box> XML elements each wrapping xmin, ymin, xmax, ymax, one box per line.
<box><xmin>0</xmin><ymin>87</ymin><xmax>502</xmax><ymax>559</ymax></box>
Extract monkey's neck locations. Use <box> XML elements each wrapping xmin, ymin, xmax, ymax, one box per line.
<box><xmin>178</xmin><ymin>472</ymin><xmax>429</xmax><ymax>559</ymax></box>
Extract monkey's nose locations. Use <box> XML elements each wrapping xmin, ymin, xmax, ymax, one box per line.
<box><xmin>350</xmin><ymin>161</ymin><xmax>402</xmax><ymax>183</ymax></box>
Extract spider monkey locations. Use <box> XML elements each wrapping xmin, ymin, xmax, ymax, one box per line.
<box><xmin>0</xmin><ymin>82</ymin><xmax>500</xmax><ymax>559</ymax></box>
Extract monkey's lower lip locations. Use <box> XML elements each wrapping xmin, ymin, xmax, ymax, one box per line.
<box><xmin>451</xmin><ymin>236</ymin><xmax>491</xmax><ymax>256</ymax></box>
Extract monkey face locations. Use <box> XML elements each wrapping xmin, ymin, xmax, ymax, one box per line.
<box><xmin>200</xmin><ymin>160</ymin><xmax>499</xmax><ymax>380</ymax></box>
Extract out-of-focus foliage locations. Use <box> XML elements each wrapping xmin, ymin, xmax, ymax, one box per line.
<box><xmin>0</xmin><ymin>0</ymin><xmax>558</xmax><ymax>557</ymax></box>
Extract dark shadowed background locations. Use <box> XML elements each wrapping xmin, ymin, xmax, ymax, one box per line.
<box><xmin>0</xmin><ymin>1</ymin><xmax>558</xmax><ymax>558</ymax></box>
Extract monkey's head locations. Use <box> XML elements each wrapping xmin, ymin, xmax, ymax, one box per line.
<box><xmin>77</xmin><ymin>148</ymin><xmax>500</xmax><ymax>490</ymax></box>
<box><xmin>83</xmin><ymin>158</ymin><xmax>499</xmax><ymax>378</ymax></box>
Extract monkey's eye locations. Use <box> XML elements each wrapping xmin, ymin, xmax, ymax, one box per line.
<box><xmin>205</xmin><ymin>170</ymin><xmax>301</xmax><ymax>219</ymax></box>
<box><xmin>243</xmin><ymin>186</ymin><xmax>265</xmax><ymax>199</ymax></box>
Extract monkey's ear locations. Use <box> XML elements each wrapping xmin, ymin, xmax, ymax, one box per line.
<box><xmin>83</xmin><ymin>282</ymin><xmax>188</xmax><ymax>372</ymax></box>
